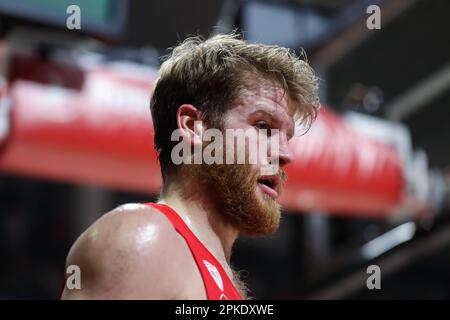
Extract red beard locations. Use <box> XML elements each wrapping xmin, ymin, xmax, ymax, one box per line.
<box><xmin>193</xmin><ymin>162</ymin><xmax>286</xmax><ymax>236</ymax></box>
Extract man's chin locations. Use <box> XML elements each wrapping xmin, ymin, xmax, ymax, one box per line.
<box><xmin>193</xmin><ymin>163</ymin><xmax>282</xmax><ymax>236</ymax></box>
<box><xmin>238</xmin><ymin>213</ymin><xmax>281</xmax><ymax>237</ymax></box>
<box><xmin>237</xmin><ymin>191</ymin><xmax>281</xmax><ymax>236</ymax></box>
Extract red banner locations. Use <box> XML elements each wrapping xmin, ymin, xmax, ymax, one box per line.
<box><xmin>0</xmin><ymin>66</ymin><xmax>405</xmax><ymax>217</ymax></box>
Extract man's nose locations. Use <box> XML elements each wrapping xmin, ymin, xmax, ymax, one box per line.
<box><xmin>269</xmin><ymin>133</ymin><xmax>292</xmax><ymax>167</ymax></box>
<box><xmin>278</xmin><ymin>139</ymin><xmax>292</xmax><ymax>167</ymax></box>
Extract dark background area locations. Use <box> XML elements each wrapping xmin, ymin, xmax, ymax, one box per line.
<box><xmin>0</xmin><ymin>0</ymin><xmax>449</xmax><ymax>299</ymax></box>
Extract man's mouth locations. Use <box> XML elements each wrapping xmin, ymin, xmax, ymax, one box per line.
<box><xmin>257</xmin><ymin>175</ymin><xmax>280</xmax><ymax>199</ymax></box>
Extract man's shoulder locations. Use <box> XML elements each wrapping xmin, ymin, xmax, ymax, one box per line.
<box><xmin>63</xmin><ymin>202</ymin><xmax>191</xmax><ymax>298</ymax></box>
<box><xmin>68</xmin><ymin>203</ymin><xmax>184</xmax><ymax>265</ymax></box>
<box><xmin>93</xmin><ymin>202</ymin><xmax>176</xmax><ymax>241</ymax></box>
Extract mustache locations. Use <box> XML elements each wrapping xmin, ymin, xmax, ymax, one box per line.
<box><xmin>255</xmin><ymin>168</ymin><xmax>287</xmax><ymax>191</ymax></box>
<box><xmin>255</xmin><ymin>168</ymin><xmax>287</xmax><ymax>181</ymax></box>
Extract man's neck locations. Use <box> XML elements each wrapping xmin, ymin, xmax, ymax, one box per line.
<box><xmin>157</xmin><ymin>183</ymin><xmax>239</xmax><ymax>266</ymax></box>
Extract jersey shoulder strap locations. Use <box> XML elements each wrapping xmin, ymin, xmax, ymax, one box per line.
<box><xmin>145</xmin><ymin>202</ymin><xmax>243</xmax><ymax>300</ymax></box>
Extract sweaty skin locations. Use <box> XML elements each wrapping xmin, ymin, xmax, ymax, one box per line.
<box><xmin>62</xmin><ymin>204</ymin><xmax>207</xmax><ymax>299</ymax></box>
<box><xmin>61</xmin><ymin>81</ymin><xmax>295</xmax><ymax>299</ymax></box>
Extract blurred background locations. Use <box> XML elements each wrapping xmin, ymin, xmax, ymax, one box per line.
<box><xmin>0</xmin><ymin>0</ymin><xmax>449</xmax><ymax>299</ymax></box>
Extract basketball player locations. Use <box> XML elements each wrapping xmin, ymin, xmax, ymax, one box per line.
<box><xmin>61</xmin><ymin>33</ymin><xmax>319</xmax><ymax>300</ymax></box>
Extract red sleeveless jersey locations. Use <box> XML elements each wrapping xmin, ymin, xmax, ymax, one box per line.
<box><xmin>146</xmin><ymin>202</ymin><xmax>243</xmax><ymax>300</ymax></box>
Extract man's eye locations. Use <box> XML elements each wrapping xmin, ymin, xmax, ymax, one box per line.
<box><xmin>255</xmin><ymin>121</ymin><xmax>270</xmax><ymax>130</ymax></box>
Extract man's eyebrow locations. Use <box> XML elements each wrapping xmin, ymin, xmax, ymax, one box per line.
<box><xmin>249</xmin><ymin>109</ymin><xmax>277</xmax><ymax>121</ymax></box>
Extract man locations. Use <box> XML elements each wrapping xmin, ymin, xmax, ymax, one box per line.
<box><xmin>61</xmin><ymin>33</ymin><xmax>319</xmax><ymax>300</ymax></box>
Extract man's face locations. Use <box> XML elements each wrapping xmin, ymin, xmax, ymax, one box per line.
<box><xmin>194</xmin><ymin>81</ymin><xmax>295</xmax><ymax>236</ymax></box>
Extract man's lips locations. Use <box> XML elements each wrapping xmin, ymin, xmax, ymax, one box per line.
<box><xmin>257</xmin><ymin>182</ymin><xmax>278</xmax><ymax>198</ymax></box>
<box><xmin>257</xmin><ymin>174</ymin><xmax>281</xmax><ymax>199</ymax></box>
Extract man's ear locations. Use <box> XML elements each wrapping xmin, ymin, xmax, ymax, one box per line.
<box><xmin>176</xmin><ymin>104</ymin><xmax>204</xmax><ymax>146</ymax></box>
